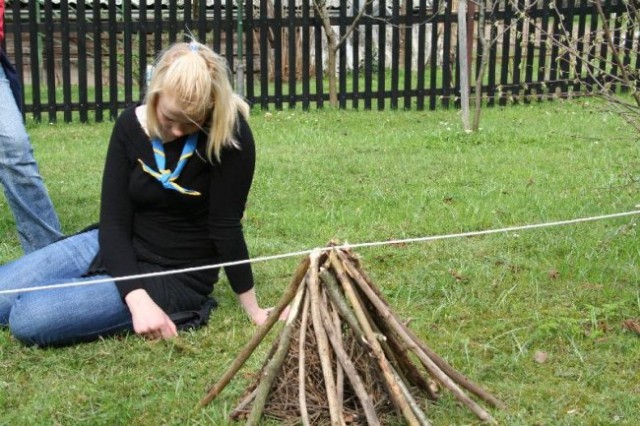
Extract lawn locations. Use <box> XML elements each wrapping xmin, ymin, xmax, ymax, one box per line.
<box><xmin>0</xmin><ymin>99</ymin><xmax>638</xmax><ymax>425</ymax></box>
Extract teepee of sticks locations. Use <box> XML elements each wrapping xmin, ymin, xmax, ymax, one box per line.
<box><xmin>199</xmin><ymin>245</ymin><xmax>505</xmax><ymax>425</ymax></box>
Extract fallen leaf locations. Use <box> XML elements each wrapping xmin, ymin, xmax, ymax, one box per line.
<box><xmin>534</xmin><ymin>350</ymin><xmax>548</xmax><ymax>364</ymax></box>
<box><xmin>449</xmin><ymin>269</ymin><xmax>468</xmax><ymax>283</ymax></box>
<box><xmin>622</xmin><ymin>319</ymin><xmax>640</xmax><ymax>335</ymax></box>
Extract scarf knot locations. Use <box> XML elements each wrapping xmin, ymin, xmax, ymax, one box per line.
<box><xmin>138</xmin><ymin>133</ymin><xmax>201</xmax><ymax>196</ymax></box>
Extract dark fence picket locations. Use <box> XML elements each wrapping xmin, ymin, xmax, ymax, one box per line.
<box><xmin>512</xmin><ymin>0</ymin><xmax>524</xmax><ymax>103</ymax></box>
<box><xmin>499</xmin><ymin>1</ymin><xmax>512</xmax><ymax>106</ymax></box>
<box><xmin>259</xmin><ymin>0</ymin><xmax>269</xmax><ymax>109</ymax></box>
<box><xmin>224</xmin><ymin>0</ymin><xmax>234</xmax><ymax>68</ymax></box>
<box><xmin>138</xmin><ymin>0</ymin><xmax>148</xmax><ymax>99</ymax></box>
<box><xmin>26</xmin><ymin>2</ymin><xmax>42</xmax><ymax>120</ymax></box>
<box><xmin>621</xmin><ymin>6</ymin><xmax>634</xmax><ymax>92</ymax></box>
<box><xmin>196</xmin><ymin>0</ymin><xmax>207</xmax><ymax>40</ymax></box>
<box><xmin>300</xmin><ymin>0</ymin><xmax>311</xmax><ymax>109</ymax></box>
<box><xmin>523</xmin><ymin>2</ymin><xmax>536</xmax><ymax>102</ymax></box>
<box><xmin>273</xmin><ymin>0</ymin><xmax>283</xmax><ymax>109</ymax></box>
<box><xmin>351</xmin><ymin>0</ymin><xmax>360</xmax><ymax>109</ymax></box>
<box><xmin>548</xmin><ymin>5</ymin><xmax>562</xmax><ymax>97</ymax></box>
<box><xmin>363</xmin><ymin>0</ymin><xmax>374</xmax><ymax>110</ymax></box>
<box><xmin>486</xmin><ymin>2</ymin><xmax>498</xmax><ymax>107</ymax></box>
<box><xmin>92</xmin><ymin>0</ymin><xmax>103</xmax><ymax>121</ymax></box>
<box><xmin>428</xmin><ymin>0</ymin><xmax>439</xmax><ymax>110</ymax></box>
<box><xmin>390</xmin><ymin>0</ymin><xmax>400</xmax><ymax>110</ymax></box>
<box><xmin>122</xmin><ymin>0</ymin><xmax>133</xmax><ymax>107</ymax></box>
<box><xmin>2</xmin><ymin>0</ymin><xmax>637</xmax><ymax>122</ymax></box>
<box><xmin>60</xmin><ymin>0</ymin><xmax>72</xmax><ymax>122</ymax></box>
<box><xmin>43</xmin><ymin>0</ymin><xmax>56</xmax><ymax>122</ymax></box>
<box><xmin>338</xmin><ymin>0</ymin><xmax>347</xmax><ymax>109</ymax></box>
<box><xmin>244</xmin><ymin>0</ymin><xmax>256</xmax><ymax>105</ymax></box>
<box><xmin>313</xmin><ymin>9</ymin><xmax>323</xmax><ymax>108</ymax></box>
<box><xmin>107</xmin><ymin>0</ymin><xmax>118</xmax><ymax>119</ymax></box>
<box><xmin>287</xmin><ymin>0</ymin><xmax>296</xmax><ymax>109</ymax></box>
<box><xmin>168</xmin><ymin>0</ymin><xmax>178</xmax><ymax>42</ymax></box>
<box><xmin>377</xmin><ymin>0</ymin><xmax>387</xmax><ymax>110</ymax></box>
<box><xmin>573</xmin><ymin>0</ymin><xmax>587</xmax><ymax>93</ymax></box>
<box><xmin>403</xmin><ymin>0</ymin><xmax>413</xmax><ymax>110</ymax></box>
<box><xmin>440</xmin><ymin>0</ymin><xmax>453</xmax><ymax>109</ymax></box>
<box><xmin>415</xmin><ymin>0</ymin><xmax>427</xmax><ymax>111</ymax></box>
<box><xmin>77</xmin><ymin>0</ymin><xmax>88</xmax><ymax>122</ymax></box>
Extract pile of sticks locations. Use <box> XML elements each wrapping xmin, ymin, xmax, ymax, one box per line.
<box><xmin>199</xmin><ymin>245</ymin><xmax>505</xmax><ymax>425</ymax></box>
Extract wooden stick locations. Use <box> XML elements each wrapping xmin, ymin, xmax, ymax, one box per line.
<box><xmin>309</xmin><ymin>252</ymin><xmax>345</xmax><ymax>426</ymax></box>
<box><xmin>319</xmin><ymin>293</ymin><xmax>382</xmax><ymax>426</ymax></box>
<box><xmin>246</xmin><ymin>276</ymin><xmax>308</xmax><ymax>426</ymax></box>
<box><xmin>198</xmin><ymin>256</ymin><xmax>310</xmax><ymax>409</ymax></box>
<box><xmin>343</xmin><ymin>250</ymin><xmax>504</xmax><ymax>407</ymax></box>
<box><xmin>328</xmin><ymin>289</ymin><xmax>345</xmax><ymax>416</ymax></box>
<box><xmin>329</xmin><ymin>251</ymin><xmax>422</xmax><ymax>426</ymax></box>
<box><xmin>332</xmin><ymin>253</ymin><xmax>431</xmax><ymax>425</ymax></box>
<box><xmin>345</xmin><ymin>250</ymin><xmax>505</xmax><ymax>410</ymax></box>
<box><xmin>337</xmin><ymin>251</ymin><xmax>499</xmax><ymax>422</ymax></box>
<box><xmin>344</xmin><ymin>250</ymin><xmax>503</xmax><ymax>407</ymax></box>
<box><xmin>298</xmin><ymin>290</ymin><xmax>312</xmax><ymax>426</ymax></box>
<box><xmin>377</xmin><ymin>318</ymin><xmax>438</xmax><ymax>401</ymax></box>
<box><xmin>230</xmin><ymin>387</ymin><xmax>258</xmax><ymax>420</ymax></box>
<box><xmin>320</xmin><ymin>268</ymin><xmax>369</xmax><ymax>347</ymax></box>
<box><xmin>388</xmin><ymin>360</ymin><xmax>432</xmax><ymax>426</ymax></box>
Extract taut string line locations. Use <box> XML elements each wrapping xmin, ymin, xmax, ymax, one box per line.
<box><xmin>0</xmin><ymin>209</ymin><xmax>638</xmax><ymax>296</ymax></box>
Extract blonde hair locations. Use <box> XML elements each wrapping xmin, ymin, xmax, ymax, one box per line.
<box><xmin>145</xmin><ymin>40</ymin><xmax>250</xmax><ymax>161</ymax></box>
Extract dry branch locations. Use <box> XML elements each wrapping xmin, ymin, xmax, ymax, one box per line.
<box><xmin>319</xmin><ymin>295</ymin><xmax>382</xmax><ymax>426</ymax></box>
<box><xmin>298</xmin><ymin>291</ymin><xmax>312</xmax><ymax>426</ymax></box>
<box><xmin>337</xmin><ymin>250</ymin><xmax>499</xmax><ymax>422</ymax></box>
<box><xmin>339</xmin><ymin>249</ymin><xmax>505</xmax><ymax>410</ymax></box>
<box><xmin>309</xmin><ymin>252</ymin><xmax>344</xmax><ymax>426</ymax></box>
<box><xmin>330</xmin><ymin>251</ymin><xmax>422</xmax><ymax>426</ymax></box>
<box><xmin>246</xmin><ymin>279</ymin><xmax>308</xmax><ymax>426</ymax></box>
<box><xmin>198</xmin><ymin>256</ymin><xmax>309</xmax><ymax>409</ymax></box>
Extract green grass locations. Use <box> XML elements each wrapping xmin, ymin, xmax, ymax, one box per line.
<box><xmin>1</xmin><ymin>99</ymin><xmax>639</xmax><ymax>425</ymax></box>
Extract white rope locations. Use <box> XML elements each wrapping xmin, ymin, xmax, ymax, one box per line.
<box><xmin>0</xmin><ymin>209</ymin><xmax>638</xmax><ymax>296</ymax></box>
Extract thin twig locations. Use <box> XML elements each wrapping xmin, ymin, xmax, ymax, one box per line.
<box><xmin>298</xmin><ymin>291</ymin><xmax>312</xmax><ymax>426</ymax></box>
<box><xmin>344</xmin><ymin>250</ymin><xmax>504</xmax><ymax>409</ymax></box>
<box><xmin>198</xmin><ymin>256</ymin><xmax>310</xmax><ymax>409</ymax></box>
<box><xmin>230</xmin><ymin>387</ymin><xmax>258</xmax><ymax>420</ymax></box>
<box><xmin>337</xmin><ymin>251</ymin><xmax>499</xmax><ymax>422</ymax></box>
<box><xmin>320</xmin><ymin>268</ymin><xmax>370</xmax><ymax>347</ymax></box>
<box><xmin>309</xmin><ymin>252</ymin><xmax>345</xmax><ymax>426</ymax></box>
<box><xmin>246</xmin><ymin>278</ymin><xmax>308</xmax><ymax>426</ymax></box>
<box><xmin>319</xmin><ymin>293</ymin><xmax>382</xmax><ymax>426</ymax></box>
<box><xmin>329</xmin><ymin>290</ymin><xmax>345</xmax><ymax>416</ymax></box>
<box><xmin>330</xmin><ymin>251</ymin><xmax>421</xmax><ymax>426</ymax></box>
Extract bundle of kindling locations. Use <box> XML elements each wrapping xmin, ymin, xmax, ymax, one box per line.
<box><xmin>199</xmin><ymin>244</ymin><xmax>505</xmax><ymax>425</ymax></box>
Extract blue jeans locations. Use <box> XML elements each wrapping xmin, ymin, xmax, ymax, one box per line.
<box><xmin>0</xmin><ymin>229</ymin><xmax>133</xmax><ymax>347</ymax></box>
<box><xmin>0</xmin><ymin>58</ymin><xmax>63</xmax><ymax>254</ymax></box>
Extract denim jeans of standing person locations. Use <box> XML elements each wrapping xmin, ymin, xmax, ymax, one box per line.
<box><xmin>0</xmin><ymin>229</ymin><xmax>133</xmax><ymax>347</ymax></box>
<box><xmin>0</xmin><ymin>52</ymin><xmax>63</xmax><ymax>253</ymax></box>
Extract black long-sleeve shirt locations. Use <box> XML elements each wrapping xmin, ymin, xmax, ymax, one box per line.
<box><xmin>97</xmin><ymin>105</ymin><xmax>255</xmax><ymax>311</ymax></box>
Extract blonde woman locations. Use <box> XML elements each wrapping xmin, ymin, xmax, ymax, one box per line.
<box><xmin>0</xmin><ymin>41</ymin><xmax>270</xmax><ymax>346</ymax></box>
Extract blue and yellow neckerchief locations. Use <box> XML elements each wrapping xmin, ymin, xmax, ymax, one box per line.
<box><xmin>138</xmin><ymin>133</ymin><xmax>202</xmax><ymax>196</ymax></box>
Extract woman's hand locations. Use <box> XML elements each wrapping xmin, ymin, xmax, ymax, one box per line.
<box><xmin>125</xmin><ymin>289</ymin><xmax>178</xmax><ymax>340</ymax></box>
<box><xmin>237</xmin><ymin>288</ymin><xmax>289</xmax><ymax>326</ymax></box>
<box><xmin>249</xmin><ymin>307</ymin><xmax>274</xmax><ymax>326</ymax></box>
